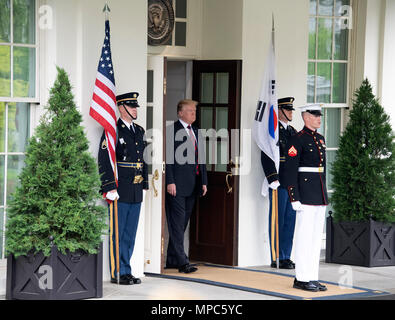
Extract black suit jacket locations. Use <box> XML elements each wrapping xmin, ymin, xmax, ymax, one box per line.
<box><xmin>166</xmin><ymin>120</ymin><xmax>208</xmax><ymax>197</ymax></box>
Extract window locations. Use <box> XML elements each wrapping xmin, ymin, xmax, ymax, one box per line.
<box><xmin>0</xmin><ymin>0</ymin><xmax>37</xmax><ymax>258</ymax></box>
<box><xmin>164</xmin><ymin>0</ymin><xmax>187</xmax><ymax>47</ymax></box>
<box><xmin>307</xmin><ymin>0</ymin><xmax>351</xmax><ymax>197</ymax></box>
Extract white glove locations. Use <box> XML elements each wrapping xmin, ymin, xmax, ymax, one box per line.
<box><xmin>269</xmin><ymin>180</ymin><xmax>280</xmax><ymax>190</ymax></box>
<box><xmin>291</xmin><ymin>201</ymin><xmax>302</xmax><ymax>211</ymax></box>
<box><xmin>106</xmin><ymin>191</ymin><xmax>119</xmax><ymax>201</ymax></box>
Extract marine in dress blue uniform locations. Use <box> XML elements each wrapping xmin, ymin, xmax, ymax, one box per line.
<box><xmin>98</xmin><ymin>92</ymin><xmax>148</xmax><ymax>285</ymax></box>
<box><xmin>261</xmin><ymin>97</ymin><xmax>297</xmax><ymax>269</ymax></box>
<box><xmin>284</xmin><ymin>104</ymin><xmax>328</xmax><ymax>292</ymax></box>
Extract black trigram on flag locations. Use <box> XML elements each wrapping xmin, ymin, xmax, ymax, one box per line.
<box><xmin>255</xmin><ymin>101</ymin><xmax>267</xmax><ymax>122</ymax></box>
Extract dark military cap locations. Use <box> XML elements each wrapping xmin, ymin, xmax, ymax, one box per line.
<box><xmin>278</xmin><ymin>97</ymin><xmax>295</xmax><ymax>110</ymax></box>
<box><xmin>116</xmin><ymin>92</ymin><xmax>140</xmax><ymax>107</ymax></box>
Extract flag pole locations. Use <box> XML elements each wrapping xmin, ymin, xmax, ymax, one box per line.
<box><xmin>102</xmin><ymin>2</ymin><xmax>120</xmax><ymax>285</ymax></box>
<box><xmin>271</xmin><ymin>191</ymin><xmax>276</xmax><ymax>263</ymax></box>
<box><xmin>272</xmin><ymin>13</ymin><xmax>280</xmax><ymax>270</ymax></box>
<box><xmin>275</xmin><ymin>189</ymin><xmax>280</xmax><ymax>269</ymax></box>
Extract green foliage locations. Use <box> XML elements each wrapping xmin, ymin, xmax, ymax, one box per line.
<box><xmin>331</xmin><ymin>79</ymin><xmax>395</xmax><ymax>223</ymax></box>
<box><xmin>5</xmin><ymin>67</ymin><xmax>106</xmax><ymax>257</ymax></box>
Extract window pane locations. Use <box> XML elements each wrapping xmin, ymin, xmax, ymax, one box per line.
<box><xmin>0</xmin><ymin>156</ymin><xmax>4</xmax><ymax>205</ymax></box>
<box><xmin>147</xmin><ymin>70</ymin><xmax>153</xmax><ymax>103</ymax></box>
<box><xmin>307</xmin><ymin>62</ymin><xmax>316</xmax><ymax>103</ymax></box>
<box><xmin>13</xmin><ymin>0</ymin><xmax>35</xmax><ymax>44</ymax></box>
<box><xmin>200</xmin><ymin>106</ymin><xmax>213</xmax><ymax>130</ymax></box>
<box><xmin>326</xmin><ymin>150</ymin><xmax>336</xmax><ymax>190</ymax></box>
<box><xmin>308</xmin><ymin>18</ymin><xmax>316</xmax><ymax>59</ymax></box>
<box><xmin>215</xmin><ymin>139</ymin><xmax>228</xmax><ymax>172</ymax></box>
<box><xmin>325</xmin><ymin>108</ymin><xmax>341</xmax><ymax>147</ymax></box>
<box><xmin>216</xmin><ymin>107</ymin><xmax>228</xmax><ymax>131</ymax></box>
<box><xmin>175</xmin><ymin>21</ymin><xmax>186</xmax><ymax>47</ymax></box>
<box><xmin>333</xmin><ymin>63</ymin><xmax>347</xmax><ymax>103</ymax></box>
<box><xmin>0</xmin><ymin>207</ymin><xmax>3</xmax><ymax>258</ymax></box>
<box><xmin>310</xmin><ymin>0</ymin><xmax>317</xmax><ymax>15</ymax></box>
<box><xmin>13</xmin><ymin>46</ymin><xmax>35</xmax><ymax>97</ymax></box>
<box><xmin>317</xmin><ymin>18</ymin><xmax>332</xmax><ymax>60</ymax></box>
<box><xmin>205</xmin><ymin>140</ymin><xmax>213</xmax><ymax>171</ymax></box>
<box><xmin>0</xmin><ymin>45</ymin><xmax>11</xmax><ymax>97</ymax></box>
<box><xmin>7</xmin><ymin>154</ymin><xmax>25</xmax><ymax>203</ymax></box>
<box><xmin>316</xmin><ymin>63</ymin><xmax>331</xmax><ymax>103</ymax></box>
<box><xmin>0</xmin><ymin>0</ymin><xmax>11</xmax><ymax>42</ymax></box>
<box><xmin>0</xmin><ymin>103</ymin><xmax>5</xmax><ymax>152</ymax></box>
<box><xmin>216</xmin><ymin>73</ymin><xmax>229</xmax><ymax>104</ymax></box>
<box><xmin>319</xmin><ymin>0</ymin><xmax>334</xmax><ymax>16</ymax></box>
<box><xmin>335</xmin><ymin>0</ymin><xmax>350</xmax><ymax>16</ymax></box>
<box><xmin>176</xmin><ymin>0</ymin><xmax>187</xmax><ymax>18</ymax></box>
<box><xmin>334</xmin><ymin>19</ymin><xmax>348</xmax><ymax>60</ymax></box>
<box><xmin>8</xmin><ymin>102</ymin><xmax>29</xmax><ymax>152</ymax></box>
<box><xmin>200</xmin><ymin>73</ymin><xmax>213</xmax><ymax>103</ymax></box>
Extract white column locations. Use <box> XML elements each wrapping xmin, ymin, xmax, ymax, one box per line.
<box><xmin>381</xmin><ymin>0</ymin><xmax>395</xmax><ymax>128</ymax></box>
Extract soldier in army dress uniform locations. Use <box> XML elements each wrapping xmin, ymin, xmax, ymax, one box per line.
<box><xmin>284</xmin><ymin>104</ymin><xmax>328</xmax><ymax>292</ymax></box>
<box><xmin>98</xmin><ymin>92</ymin><xmax>148</xmax><ymax>285</ymax></box>
<box><xmin>261</xmin><ymin>97</ymin><xmax>297</xmax><ymax>269</ymax></box>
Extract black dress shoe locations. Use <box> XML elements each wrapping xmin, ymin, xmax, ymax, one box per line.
<box><xmin>293</xmin><ymin>279</ymin><xmax>319</xmax><ymax>292</ymax></box>
<box><xmin>178</xmin><ymin>264</ymin><xmax>198</xmax><ymax>274</ymax></box>
<box><xmin>285</xmin><ymin>259</ymin><xmax>296</xmax><ymax>268</ymax></box>
<box><xmin>271</xmin><ymin>260</ymin><xmax>295</xmax><ymax>269</ymax></box>
<box><xmin>311</xmin><ymin>281</ymin><xmax>327</xmax><ymax>291</ymax></box>
<box><xmin>126</xmin><ymin>274</ymin><xmax>141</xmax><ymax>284</ymax></box>
<box><xmin>111</xmin><ymin>275</ymin><xmax>134</xmax><ymax>285</ymax></box>
<box><xmin>279</xmin><ymin>260</ymin><xmax>295</xmax><ymax>269</ymax></box>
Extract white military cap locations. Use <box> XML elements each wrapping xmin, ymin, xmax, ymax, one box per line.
<box><xmin>299</xmin><ymin>103</ymin><xmax>323</xmax><ymax>116</ymax></box>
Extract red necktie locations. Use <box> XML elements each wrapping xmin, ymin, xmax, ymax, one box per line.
<box><xmin>187</xmin><ymin>125</ymin><xmax>199</xmax><ymax>175</ymax></box>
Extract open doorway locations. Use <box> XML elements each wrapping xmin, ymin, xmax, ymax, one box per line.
<box><xmin>163</xmin><ymin>59</ymin><xmax>242</xmax><ymax>267</ymax></box>
<box><xmin>164</xmin><ymin>60</ymin><xmax>194</xmax><ymax>265</ymax></box>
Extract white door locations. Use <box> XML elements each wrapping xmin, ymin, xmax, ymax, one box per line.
<box><xmin>144</xmin><ymin>55</ymin><xmax>166</xmax><ymax>274</ymax></box>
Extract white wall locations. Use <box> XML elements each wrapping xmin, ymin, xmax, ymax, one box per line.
<box><xmin>148</xmin><ymin>0</ymin><xmax>203</xmax><ymax>59</ymax></box>
<box><xmin>363</xmin><ymin>0</ymin><xmax>385</xmax><ymax>98</ymax></box>
<box><xmin>39</xmin><ymin>0</ymin><xmax>148</xmax><ymax>280</ymax></box>
<box><xmin>200</xmin><ymin>0</ymin><xmax>243</xmax><ymax>60</ymax></box>
<box><xmin>238</xmin><ymin>0</ymin><xmax>309</xmax><ymax>267</ymax></box>
<box><xmin>359</xmin><ymin>0</ymin><xmax>395</xmax><ymax>128</ymax></box>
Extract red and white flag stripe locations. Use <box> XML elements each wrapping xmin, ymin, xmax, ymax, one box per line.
<box><xmin>89</xmin><ymin>19</ymin><xmax>118</xmax><ymax>186</ymax></box>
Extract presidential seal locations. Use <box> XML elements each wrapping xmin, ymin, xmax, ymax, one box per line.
<box><xmin>148</xmin><ymin>0</ymin><xmax>175</xmax><ymax>46</ymax></box>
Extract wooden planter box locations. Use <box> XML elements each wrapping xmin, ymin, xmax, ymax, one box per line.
<box><xmin>6</xmin><ymin>244</ymin><xmax>103</xmax><ymax>300</ymax></box>
<box><xmin>325</xmin><ymin>215</ymin><xmax>395</xmax><ymax>267</ymax></box>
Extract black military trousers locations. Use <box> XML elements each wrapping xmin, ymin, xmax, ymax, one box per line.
<box><xmin>165</xmin><ymin>192</ymin><xmax>196</xmax><ymax>268</ymax></box>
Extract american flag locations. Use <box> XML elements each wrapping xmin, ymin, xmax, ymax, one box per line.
<box><xmin>89</xmin><ymin>19</ymin><xmax>118</xmax><ymax>187</ymax></box>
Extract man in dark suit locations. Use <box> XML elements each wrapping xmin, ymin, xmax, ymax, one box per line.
<box><xmin>165</xmin><ymin>99</ymin><xmax>208</xmax><ymax>273</ymax></box>
<box><xmin>98</xmin><ymin>92</ymin><xmax>148</xmax><ymax>285</ymax></box>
